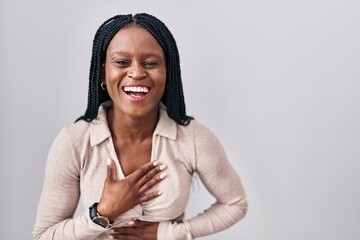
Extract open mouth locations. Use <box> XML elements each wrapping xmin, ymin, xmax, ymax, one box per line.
<box><xmin>122</xmin><ymin>86</ymin><xmax>150</xmax><ymax>98</ymax></box>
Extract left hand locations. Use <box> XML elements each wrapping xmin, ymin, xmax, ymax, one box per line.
<box><xmin>108</xmin><ymin>220</ymin><xmax>159</xmax><ymax>240</ymax></box>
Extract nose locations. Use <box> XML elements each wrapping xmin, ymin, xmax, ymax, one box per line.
<box><xmin>128</xmin><ymin>62</ymin><xmax>146</xmax><ymax>80</ymax></box>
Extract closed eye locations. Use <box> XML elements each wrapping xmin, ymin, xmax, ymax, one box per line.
<box><xmin>115</xmin><ymin>60</ymin><xmax>130</xmax><ymax>67</ymax></box>
<box><xmin>143</xmin><ymin>61</ymin><xmax>159</xmax><ymax>68</ymax></box>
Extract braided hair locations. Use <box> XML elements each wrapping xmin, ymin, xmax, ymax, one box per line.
<box><xmin>77</xmin><ymin>13</ymin><xmax>193</xmax><ymax>125</ymax></box>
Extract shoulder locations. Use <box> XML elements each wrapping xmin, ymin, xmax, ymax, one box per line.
<box><xmin>177</xmin><ymin>119</ymin><xmax>218</xmax><ymax>142</ymax></box>
<box><xmin>176</xmin><ymin>119</ymin><xmax>223</xmax><ymax>155</ymax></box>
<box><xmin>61</xmin><ymin>120</ymin><xmax>91</xmax><ymax>144</ymax></box>
<box><xmin>183</xmin><ymin>120</ymin><xmax>226</xmax><ymax>157</ymax></box>
<box><xmin>59</xmin><ymin>101</ymin><xmax>111</xmax><ymax>146</ymax></box>
<box><xmin>46</xmin><ymin>120</ymin><xmax>92</xmax><ymax>174</ymax></box>
<box><xmin>66</xmin><ymin>119</ymin><xmax>91</xmax><ymax>135</ymax></box>
<box><xmin>49</xmin><ymin>120</ymin><xmax>93</xmax><ymax>160</ymax></box>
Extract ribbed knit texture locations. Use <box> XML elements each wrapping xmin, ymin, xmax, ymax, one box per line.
<box><xmin>33</xmin><ymin>103</ymin><xmax>248</xmax><ymax>240</ymax></box>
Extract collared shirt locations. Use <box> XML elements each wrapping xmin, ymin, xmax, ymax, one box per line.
<box><xmin>33</xmin><ymin>102</ymin><xmax>248</xmax><ymax>240</ymax></box>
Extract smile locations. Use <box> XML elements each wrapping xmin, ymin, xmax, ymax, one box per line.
<box><xmin>122</xmin><ymin>86</ymin><xmax>150</xmax><ymax>98</ymax></box>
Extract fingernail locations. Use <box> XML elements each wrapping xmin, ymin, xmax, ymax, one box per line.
<box><xmin>159</xmin><ymin>172</ymin><xmax>167</xmax><ymax>179</ymax></box>
<box><xmin>159</xmin><ymin>164</ymin><xmax>167</xmax><ymax>170</ymax></box>
<box><xmin>107</xmin><ymin>158</ymin><xmax>112</xmax><ymax>166</ymax></box>
<box><xmin>153</xmin><ymin>161</ymin><xmax>159</xmax><ymax>166</ymax></box>
<box><xmin>128</xmin><ymin>220</ymin><xmax>135</xmax><ymax>226</ymax></box>
<box><xmin>158</xmin><ymin>190</ymin><xmax>163</xmax><ymax>196</ymax></box>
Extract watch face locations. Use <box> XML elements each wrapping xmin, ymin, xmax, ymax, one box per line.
<box><xmin>93</xmin><ymin>216</ymin><xmax>110</xmax><ymax>228</ymax></box>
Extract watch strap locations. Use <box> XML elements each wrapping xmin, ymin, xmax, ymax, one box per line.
<box><xmin>89</xmin><ymin>202</ymin><xmax>113</xmax><ymax>228</ymax></box>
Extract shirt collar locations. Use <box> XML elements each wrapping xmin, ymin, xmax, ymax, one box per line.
<box><xmin>154</xmin><ymin>103</ymin><xmax>177</xmax><ymax>140</ymax></box>
<box><xmin>89</xmin><ymin>102</ymin><xmax>177</xmax><ymax>147</ymax></box>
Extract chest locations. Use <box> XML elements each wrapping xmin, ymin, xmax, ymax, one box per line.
<box><xmin>80</xmin><ymin>136</ymin><xmax>195</xmax><ymax>222</ymax></box>
<box><xmin>113</xmin><ymin>138</ymin><xmax>152</xmax><ymax>176</ymax></box>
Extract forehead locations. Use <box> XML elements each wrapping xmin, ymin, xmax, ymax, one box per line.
<box><xmin>107</xmin><ymin>25</ymin><xmax>164</xmax><ymax>56</ymax></box>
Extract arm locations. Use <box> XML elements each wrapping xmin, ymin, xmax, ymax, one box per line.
<box><xmin>33</xmin><ymin>127</ymin><xmax>166</xmax><ymax>240</ymax></box>
<box><xmin>33</xmin><ymin>128</ymin><xmax>107</xmax><ymax>240</ymax></box>
<box><xmin>158</xmin><ymin>124</ymin><xmax>248</xmax><ymax>240</ymax></box>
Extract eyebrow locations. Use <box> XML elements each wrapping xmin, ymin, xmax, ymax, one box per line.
<box><xmin>110</xmin><ymin>50</ymin><xmax>129</xmax><ymax>57</ymax></box>
<box><xmin>110</xmin><ymin>50</ymin><xmax>163</xmax><ymax>59</ymax></box>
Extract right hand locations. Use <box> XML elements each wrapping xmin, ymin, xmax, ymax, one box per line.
<box><xmin>97</xmin><ymin>158</ymin><xmax>166</xmax><ymax>222</ymax></box>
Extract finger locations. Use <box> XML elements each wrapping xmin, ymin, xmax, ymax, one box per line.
<box><xmin>106</xmin><ymin>158</ymin><xmax>117</xmax><ymax>182</ymax></box>
<box><xmin>130</xmin><ymin>161</ymin><xmax>160</xmax><ymax>182</ymax></box>
<box><xmin>109</xmin><ymin>222</ymin><xmax>157</xmax><ymax>239</ymax></box>
<box><xmin>129</xmin><ymin>220</ymin><xmax>151</xmax><ymax>228</ymax></box>
<box><xmin>109</xmin><ymin>234</ymin><xmax>135</xmax><ymax>240</ymax></box>
<box><xmin>109</xmin><ymin>226</ymin><xmax>134</xmax><ymax>235</ymax></box>
<box><xmin>138</xmin><ymin>172</ymin><xmax>166</xmax><ymax>195</ymax></box>
<box><xmin>138</xmin><ymin>190</ymin><xmax>163</xmax><ymax>203</ymax></box>
<box><xmin>137</xmin><ymin>164</ymin><xmax>167</xmax><ymax>189</ymax></box>
<box><xmin>109</xmin><ymin>232</ymin><xmax>133</xmax><ymax>240</ymax></box>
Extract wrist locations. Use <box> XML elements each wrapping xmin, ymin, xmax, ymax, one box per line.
<box><xmin>97</xmin><ymin>202</ymin><xmax>117</xmax><ymax>222</ymax></box>
<box><xmin>89</xmin><ymin>202</ymin><xmax>114</xmax><ymax>228</ymax></box>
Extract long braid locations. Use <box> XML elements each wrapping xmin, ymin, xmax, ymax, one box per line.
<box><xmin>77</xmin><ymin>13</ymin><xmax>193</xmax><ymax>125</ymax></box>
<box><xmin>134</xmin><ymin>14</ymin><xmax>191</xmax><ymax>125</ymax></box>
<box><xmin>82</xmin><ymin>16</ymin><xmax>114</xmax><ymax>120</ymax></box>
<box><xmin>77</xmin><ymin>15</ymin><xmax>133</xmax><ymax>121</ymax></box>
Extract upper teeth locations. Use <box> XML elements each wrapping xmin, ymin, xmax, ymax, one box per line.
<box><xmin>123</xmin><ymin>86</ymin><xmax>149</xmax><ymax>93</ymax></box>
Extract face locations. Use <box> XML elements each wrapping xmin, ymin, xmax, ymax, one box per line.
<box><xmin>103</xmin><ymin>25</ymin><xmax>166</xmax><ymax>119</ymax></box>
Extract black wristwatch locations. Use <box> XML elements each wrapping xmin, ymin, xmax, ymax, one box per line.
<box><xmin>89</xmin><ymin>202</ymin><xmax>114</xmax><ymax>229</ymax></box>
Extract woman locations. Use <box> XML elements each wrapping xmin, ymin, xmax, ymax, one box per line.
<box><xmin>33</xmin><ymin>13</ymin><xmax>248</xmax><ymax>240</ymax></box>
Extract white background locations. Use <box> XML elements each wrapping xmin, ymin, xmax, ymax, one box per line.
<box><xmin>1</xmin><ymin>0</ymin><xmax>359</xmax><ymax>239</ymax></box>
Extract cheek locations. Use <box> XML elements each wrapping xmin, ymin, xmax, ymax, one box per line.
<box><xmin>158</xmin><ymin>76</ymin><xmax>166</xmax><ymax>96</ymax></box>
<box><xmin>105</xmin><ymin>67</ymin><xmax>125</xmax><ymax>84</ymax></box>
<box><xmin>157</xmin><ymin>69</ymin><xmax>167</xmax><ymax>90</ymax></box>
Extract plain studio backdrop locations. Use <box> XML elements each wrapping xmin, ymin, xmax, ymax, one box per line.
<box><xmin>1</xmin><ymin>0</ymin><xmax>359</xmax><ymax>239</ymax></box>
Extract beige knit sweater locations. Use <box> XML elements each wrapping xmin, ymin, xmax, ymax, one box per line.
<box><xmin>33</xmin><ymin>102</ymin><xmax>248</xmax><ymax>240</ymax></box>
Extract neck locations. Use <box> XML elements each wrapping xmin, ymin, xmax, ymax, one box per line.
<box><xmin>107</xmin><ymin>106</ymin><xmax>159</xmax><ymax>143</ymax></box>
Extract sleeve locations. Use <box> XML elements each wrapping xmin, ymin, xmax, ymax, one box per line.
<box><xmin>33</xmin><ymin>127</ymin><xmax>107</xmax><ymax>240</ymax></box>
<box><xmin>157</xmin><ymin>123</ymin><xmax>248</xmax><ymax>240</ymax></box>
